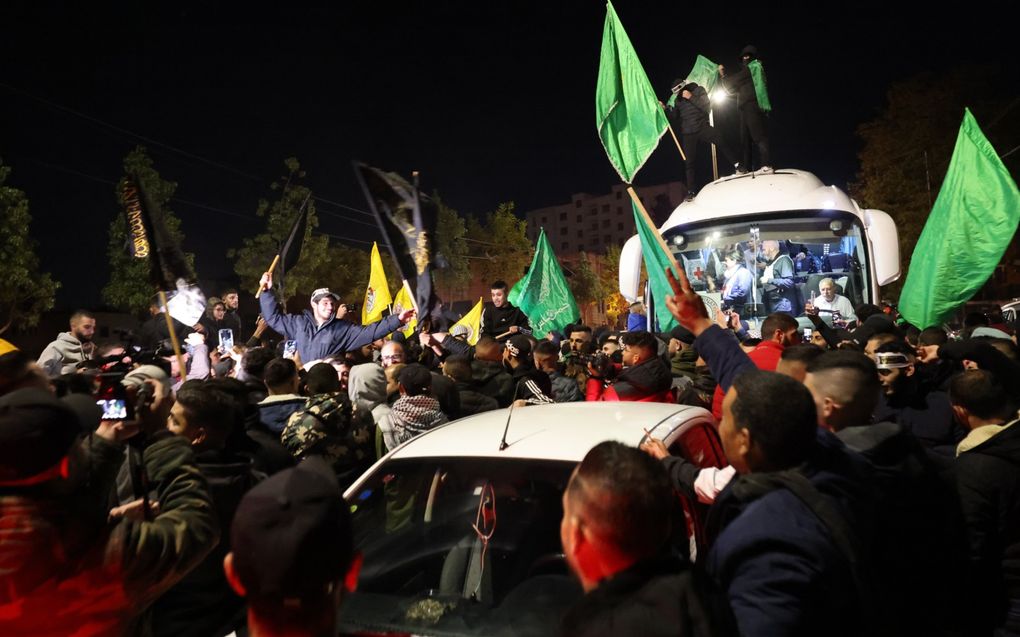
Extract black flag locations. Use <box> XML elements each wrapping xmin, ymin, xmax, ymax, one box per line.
<box><xmin>276</xmin><ymin>192</ymin><xmax>310</xmax><ymax>297</ymax></box>
<box><xmin>353</xmin><ymin>163</ymin><xmax>444</xmax><ymax>329</ymax></box>
<box><xmin>120</xmin><ymin>173</ymin><xmax>195</xmax><ymax>290</ymax></box>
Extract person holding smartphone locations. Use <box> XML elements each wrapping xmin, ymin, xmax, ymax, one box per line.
<box><xmin>257</xmin><ymin>272</ymin><xmax>416</xmax><ymax>364</ymax></box>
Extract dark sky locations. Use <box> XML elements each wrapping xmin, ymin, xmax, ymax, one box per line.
<box><xmin>2</xmin><ymin>2</ymin><xmax>1014</xmax><ymax>310</ymax></box>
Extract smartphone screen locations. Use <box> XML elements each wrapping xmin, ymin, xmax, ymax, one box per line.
<box><xmin>283</xmin><ymin>340</ymin><xmax>297</xmax><ymax>359</ymax></box>
<box><xmin>96</xmin><ymin>398</ymin><xmax>129</xmax><ymax>420</ymax></box>
<box><xmin>218</xmin><ymin>329</ymin><xmax>235</xmax><ymax>352</ymax></box>
<box><xmin>804</xmin><ymin>328</ymin><xmax>813</xmax><ymax>340</ymax></box>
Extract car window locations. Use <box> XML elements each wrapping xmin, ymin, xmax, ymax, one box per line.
<box><xmin>342</xmin><ymin>457</ymin><xmax>582</xmax><ymax>636</ymax></box>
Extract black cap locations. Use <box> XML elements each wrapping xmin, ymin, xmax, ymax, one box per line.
<box><xmin>669</xmin><ymin>325</ymin><xmax>696</xmax><ymax>345</ymax></box>
<box><xmin>506</xmin><ymin>334</ymin><xmax>533</xmax><ymax>359</ymax></box>
<box><xmin>0</xmin><ymin>388</ymin><xmax>81</xmax><ymax>483</ymax></box>
<box><xmin>397</xmin><ymin>363</ymin><xmax>432</xmax><ymax>395</ymax></box>
<box><xmin>231</xmin><ymin>459</ymin><xmax>353</xmax><ymax>601</ymax></box>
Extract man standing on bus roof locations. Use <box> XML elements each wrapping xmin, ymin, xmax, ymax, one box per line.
<box><xmin>759</xmin><ymin>240</ymin><xmax>796</xmax><ymax>314</ymax></box>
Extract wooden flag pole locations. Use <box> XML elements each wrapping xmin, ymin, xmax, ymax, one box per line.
<box><xmin>626</xmin><ymin>186</ymin><xmax>683</xmax><ymax>276</ymax></box>
<box><xmin>658</xmin><ymin>101</ymin><xmax>688</xmax><ymax>162</ymax></box>
<box><xmin>255</xmin><ymin>254</ymin><xmax>281</xmax><ymax>299</ymax></box>
<box><xmin>665</xmin><ymin>121</ymin><xmax>687</xmax><ymax>162</ymax></box>
<box><xmin>157</xmin><ymin>290</ymin><xmax>187</xmax><ymax>381</ymax></box>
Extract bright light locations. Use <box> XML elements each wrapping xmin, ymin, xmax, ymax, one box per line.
<box><xmin>711</xmin><ymin>89</ymin><xmax>727</xmax><ymax>104</ymax></box>
<box><xmin>823</xmin><ymin>199</ymin><xmax>836</xmax><ymax>208</ymax></box>
<box><xmin>712</xmin><ymin>231</ymin><xmax>721</xmax><ymax>240</ymax></box>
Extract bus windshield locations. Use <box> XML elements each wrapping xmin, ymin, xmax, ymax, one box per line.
<box><xmin>661</xmin><ymin>211</ymin><xmax>871</xmax><ymax>324</ymax></box>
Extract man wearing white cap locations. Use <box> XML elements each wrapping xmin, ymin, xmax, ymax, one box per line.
<box><xmin>258</xmin><ymin>272</ymin><xmax>415</xmax><ymax>363</ymax></box>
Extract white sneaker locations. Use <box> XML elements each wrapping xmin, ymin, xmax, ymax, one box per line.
<box><xmin>759</xmin><ymin>165</ymin><xmax>774</xmax><ymax>174</ymax></box>
<box><xmin>734</xmin><ymin>163</ymin><xmax>748</xmax><ymax>175</ymax></box>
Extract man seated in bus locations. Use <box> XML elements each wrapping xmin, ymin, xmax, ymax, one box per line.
<box><xmin>808</xmin><ymin>277</ymin><xmax>857</xmax><ymax>325</ymax></box>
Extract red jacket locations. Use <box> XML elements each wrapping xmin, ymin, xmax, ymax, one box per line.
<box><xmin>710</xmin><ymin>340</ymin><xmax>784</xmax><ymax>420</ymax></box>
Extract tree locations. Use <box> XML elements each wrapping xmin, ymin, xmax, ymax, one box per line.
<box><xmin>599</xmin><ymin>244</ymin><xmax>630</xmax><ymax>327</ymax></box>
<box><xmin>432</xmin><ymin>194</ymin><xmax>471</xmax><ymax>297</ymax></box>
<box><xmin>231</xmin><ymin>158</ymin><xmax>357</xmax><ymax>308</ymax></box>
<box><xmin>569</xmin><ymin>251</ymin><xmax>602</xmax><ymax>308</ymax></box>
<box><xmin>853</xmin><ymin>66</ymin><xmax>1020</xmax><ymax>298</ymax></box>
<box><xmin>468</xmin><ymin>202</ymin><xmax>532</xmax><ymax>286</ymax></box>
<box><xmin>0</xmin><ymin>161</ymin><xmax>59</xmax><ymax>335</ymax></box>
<box><xmin>103</xmin><ymin>146</ymin><xmax>193</xmax><ymax>317</ymax></box>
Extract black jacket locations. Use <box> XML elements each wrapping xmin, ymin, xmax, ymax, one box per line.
<box><xmin>666</xmin><ymin>83</ymin><xmax>711</xmax><ymax>134</ymax></box>
<box><xmin>511</xmin><ymin>364</ymin><xmax>555</xmax><ymax>405</ymax></box>
<box><xmin>149</xmin><ymin>449</ymin><xmax>262</xmax><ymax>637</ymax></box>
<box><xmin>873</xmin><ymin>383</ymin><xmax>966</xmax><ymax>457</ymax></box>
<box><xmin>836</xmin><ymin>421</ymin><xmax>969</xmax><ymax>635</ymax></box>
<box><xmin>481</xmin><ymin>302</ymin><xmax>531</xmax><ymax>341</ymax></box>
<box><xmin>561</xmin><ymin>557</ymin><xmax>731</xmax><ymax>637</ymax></box>
<box><xmin>957</xmin><ymin>420</ymin><xmax>1020</xmax><ymax>633</ymax></box>
<box><xmin>430</xmin><ymin>371</ymin><xmax>462</xmax><ymax>421</ymax></box>
<box><xmin>454</xmin><ymin>381</ymin><xmax>499</xmax><ymax>417</ymax></box>
<box><xmin>721</xmin><ymin>62</ymin><xmax>758</xmax><ymax>110</ymax></box>
<box><xmin>471</xmin><ymin>359</ymin><xmax>515</xmax><ymax>407</ymax></box>
<box><xmin>610</xmin><ymin>357</ymin><xmax>672</xmax><ymax>401</ymax></box>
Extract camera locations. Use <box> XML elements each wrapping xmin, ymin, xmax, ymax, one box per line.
<box><xmin>580</xmin><ymin>352</ymin><xmax>616</xmax><ymax>379</ymax></box>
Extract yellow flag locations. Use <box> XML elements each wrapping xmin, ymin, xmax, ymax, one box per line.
<box><xmin>391</xmin><ymin>280</ymin><xmax>417</xmax><ymax>337</ymax></box>
<box><xmin>450</xmin><ymin>298</ymin><xmax>483</xmax><ymax>345</ymax></box>
<box><xmin>362</xmin><ymin>242</ymin><xmax>393</xmax><ymax>325</ymax></box>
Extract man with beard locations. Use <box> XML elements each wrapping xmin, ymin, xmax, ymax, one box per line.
<box><xmin>757</xmin><ymin>241</ymin><xmax>797</xmax><ymax>314</ymax></box>
<box><xmin>871</xmin><ymin>341</ymin><xmax>965</xmax><ymax>456</ymax></box>
<box><xmin>221</xmin><ymin>289</ymin><xmax>245</xmax><ymax>342</ymax></box>
<box><xmin>37</xmin><ymin>310</ymin><xmax>97</xmax><ymax>377</ymax></box>
<box><xmin>586</xmin><ymin>331</ymin><xmax>672</xmax><ymax>403</ymax></box>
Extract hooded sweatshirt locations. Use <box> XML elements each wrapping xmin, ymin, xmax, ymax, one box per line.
<box><xmin>37</xmin><ymin>332</ymin><xmax>94</xmax><ymax>377</ymax></box>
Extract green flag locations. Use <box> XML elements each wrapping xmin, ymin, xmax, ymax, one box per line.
<box><xmin>508</xmin><ymin>277</ymin><xmax>524</xmax><ymax>306</ymax></box>
<box><xmin>596</xmin><ymin>1</ymin><xmax>668</xmax><ymax>183</ymax></box>
<box><xmin>898</xmin><ymin>108</ymin><xmax>1020</xmax><ymax>329</ymax></box>
<box><xmin>514</xmin><ymin>229</ymin><xmax>580</xmax><ymax>338</ymax></box>
<box><xmin>748</xmin><ymin>59</ymin><xmax>771</xmax><ymax>113</ymax></box>
<box><xmin>632</xmin><ymin>201</ymin><xmax>678</xmax><ymax>331</ymax></box>
<box><xmin>667</xmin><ymin>54</ymin><xmax>720</xmax><ymax>107</ymax></box>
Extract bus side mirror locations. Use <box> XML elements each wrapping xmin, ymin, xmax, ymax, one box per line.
<box><xmin>864</xmin><ymin>209</ymin><xmax>900</xmax><ymax>286</ymax></box>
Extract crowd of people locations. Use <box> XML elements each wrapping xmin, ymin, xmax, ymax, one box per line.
<box><xmin>1</xmin><ymin>259</ymin><xmax>1019</xmax><ymax>636</ymax></box>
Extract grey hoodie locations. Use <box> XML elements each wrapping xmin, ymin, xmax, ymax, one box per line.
<box><xmin>37</xmin><ymin>332</ymin><xmax>94</xmax><ymax>377</ymax></box>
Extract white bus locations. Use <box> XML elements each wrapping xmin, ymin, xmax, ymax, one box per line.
<box><xmin>620</xmin><ymin>169</ymin><xmax>901</xmax><ymax>326</ymax></box>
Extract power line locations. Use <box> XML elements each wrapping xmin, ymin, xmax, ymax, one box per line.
<box><xmin>0</xmin><ymin>82</ymin><xmax>261</xmax><ymax>182</ymax></box>
<box><xmin>18</xmin><ymin>157</ymin><xmax>380</xmax><ymax>248</ymax></box>
<box><xmin>1</xmin><ymin>81</ymin><xmax>383</xmax><ymax>225</ymax></box>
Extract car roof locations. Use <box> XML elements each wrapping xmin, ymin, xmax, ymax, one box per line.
<box><xmin>385</xmin><ymin>401</ymin><xmax>705</xmax><ymax>462</ymax></box>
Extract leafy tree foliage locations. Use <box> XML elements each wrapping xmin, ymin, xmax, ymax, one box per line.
<box><xmin>102</xmin><ymin>147</ymin><xmax>193</xmax><ymax>317</ymax></box>
<box><xmin>467</xmin><ymin>202</ymin><xmax>532</xmax><ymax>286</ymax></box>
<box><xmin>0</xmin><ymin>162</ymin><xmax>59</xmax><ymax>335</ymax></box>
<box><xmin>853</xmin><ymin>66</ymin><xmax>1020</xmax><ymax>297</ymax></box>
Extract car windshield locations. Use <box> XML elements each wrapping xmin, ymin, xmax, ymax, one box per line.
<box><xmin>662</xmin><ymin>211</ymin><xmax>871</xmax><ymax>323</ymax></box>
<box><xmin>341</xmin><ymin>457</ymin><xmax>581</xmax><ymax>636</ymax></box>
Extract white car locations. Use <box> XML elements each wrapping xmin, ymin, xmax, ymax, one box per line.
<box><xmin>340</xmin><ymin>401</ymin><xmax>722</xmax><ymax>637</ymax></box>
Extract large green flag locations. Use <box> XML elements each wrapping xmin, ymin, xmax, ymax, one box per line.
<box><xmin>667</xmin><ymin>54</ymin><xmax>719</xmax><ymax>108</ymax></box>
<box><xmin>898</xmin><ymin>108</ymin><xmax>1020</xmax><ymax>329</ymax></box>
<box><xmin>748</xmin><ymin>60</ymin><xmax>771</xmax><ymax>113</ymax></box>
<box><xmin>514</xmin><ymin>229</ymin><xmax>580</xmax><ymax>338</ymax></box>
<box><xmin>632</xmin><ymin>201</ymin><xmax>678</xmax><ymax>331</ymax></box>
<box><xmin>596</xmin><ymin>1</ymin><xmax>668</xmax><ymax>184</ymax></box>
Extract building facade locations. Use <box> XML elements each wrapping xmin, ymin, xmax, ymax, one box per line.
<box><xmin>523</xmin><ymin>181</ymin><xmax>686</xmax><ymax>254</ymax></box>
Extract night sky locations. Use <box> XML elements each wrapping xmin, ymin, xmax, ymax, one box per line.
<box><xmin>2</xmin><ymin>2</ymin><xmax>1014</xmax><ymax>310</ymax></box>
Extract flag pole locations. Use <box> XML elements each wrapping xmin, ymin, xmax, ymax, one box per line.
<box><xmin>157</xmin><ymin>290</ymin><xmax>187</xmax><ymax>381</ymax></box>
<box><xmin>659</xmin><ymin>103</ymin><xmax>687</xmax><ymax>161</ymax></box>
<box><xmin>626</xmin><ymin>186</ymin><xmax>682</xmax><ymax>275</ymax></box>
<box><xmin>254</xmin><ymin>254</ymin><xmax>280</xmax><ymax>299</ymax></box>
